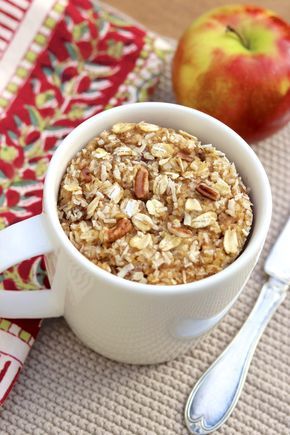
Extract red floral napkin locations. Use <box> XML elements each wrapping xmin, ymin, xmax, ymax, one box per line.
<box><xmin>0</xmin><ymin>0</ymin><xmax>170</xmax><ymax>405</ymax></box>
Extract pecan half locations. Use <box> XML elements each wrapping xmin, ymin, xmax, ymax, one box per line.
<box><xmin>195</xmin><ymin>183</ymin><xmax>220</xmax><ymax>201</ymax></box>
<box><xmin>107</xmin><ymin>218</ymin><xmax>132</xmax><ymax>243</ymax></box>
<box><xmin>134</xmin><ymin>167</ymin><xmax>149</xmax><ymax>199</ymax></box>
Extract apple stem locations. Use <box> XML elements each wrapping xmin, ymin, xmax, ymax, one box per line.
<box><xmin>226</xmin><ymin>25</ymin><xmax>250</xmax><ymax>49</ymax></box>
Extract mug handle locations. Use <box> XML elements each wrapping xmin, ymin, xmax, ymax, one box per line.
<box><xmin>0</xmin><ymin>214</ymin><xmax>64</xmax><ymax>318</ymax></box>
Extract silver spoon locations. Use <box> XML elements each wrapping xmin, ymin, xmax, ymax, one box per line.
<box><xmin>185</xmin><ymin>218</ymin><xmax>290</xmax><ymax>434</ymax></box>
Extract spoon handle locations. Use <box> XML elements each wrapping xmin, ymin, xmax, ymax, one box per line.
<box><xmin>185</xmin><ymin>277</ymin><xmax>288</xmax><ymax>434</ymax></box>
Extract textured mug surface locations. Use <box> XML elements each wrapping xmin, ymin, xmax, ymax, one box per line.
<box><xmin>0</xmin><ymin>103</ymin><xmax>272</xmax><ymax>364</ymax></box>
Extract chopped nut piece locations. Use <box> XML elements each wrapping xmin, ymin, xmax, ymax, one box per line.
<box><xmin>100</xmin><ymin>163</ymin><xmax>107</xmax><ymax>181</ymax></box>
<box><xmin>183</xmin><ymin>213</ymin><xmax>192</xmax><ymax>226</ymax></box>
<box><xmin>214</xmin><ymin>178</ymin><xmax>231</xmax><ymax>196</ymax></box>
<box><xmin>223</xmin><ymin>229</ymin><xmax>239</xmax><ymax>254</ymax></box>
<box><xmin>129</xmin><ymin>233</ymin><xmax>152</xmax><ymax>249</ymax></box>
<box><xmin>143</xmin><ymin>151</ymin><xmax>155</xmax><ymax>161</ymax></box>
<box><xmin>132</xmin><ymin>213</ymin><xmax>154</xmax><ymax>232</ymax></box>
<box><xmin>168</xmin><ymin>178</ymin><xmax>177</xmax><ymax>203</ymax></box>
<box><xmin>81</xmin><ymin>167</ymin><xmax>92</xmax><ymax>183</ymax></box>
<box><xmin>226</xmin><ymin>198</ymin><xmax>236</xmax><ymax>217</ymax></box>
<box><xmin>117</xmin><ymin>264</ymin><xmax>134</xmax><ymax>278</ymax></box>
<box><xmin>93</xmin><ymin>148</ymin><xmax>109</xmax><ymax>159</ymax></box>
<box><xmin>188</xmin><ymin>242</ymin><xmax>199</xmax><ymax>263</ymax></box>
<box><xmin>164</xmin><ymin>172</ymin><xmax>179</xmax><ymax>180</ymax></box>
<box><xmin>159</xmin><ymin>234</ymin><xmax>181</xmax><ymax>251</ymax></box>
<box><xmin>114</xmin><ymin>146</ymin><xmax>135</xmax><ymax>156</ymax></box>
<box><xmin>120</xmin><ymin>198</ymin><xmax>140</xmax><ymax>217</ymax></box>
<box><xmin>196</xmin><ymin>183</ymin><xmax>220</xmax><ymax>201</ymax></box>
<box><xmin>158</xmin><ymin>157</ymin><xmax>171</xmax><ymax>166</ymax></box>
<box><xmin>185</xmin><ymin>198</ymin><xmax>202</xmax><ymax>212</ymax></box>
<box><xmin>138</xmin><ymin>122</ymin><xmax>160</xmax><ymax>132</ymax></box>
<box><xmin>87</xmin><ymin>196</ymin><xmax>100</xmax><ymax>218</ymax></box>
<box><xmin>168</xmin><ymin>225</ymin><xmax>193</xmax><ymax>238</ymax></box>
<box><xmin>107</xmin><ymin>218</ymin><xmax>132</xmax><ymax>243</ymax></box>
<box><xmin>191</xmin><ymin>212</ymin><xmax>217</xmax><ymax>228</ymax></box>
<box><xmin>176</xmin><ymin>157</ymin><xmax>185</xmax><ymax>172</ymax></box>
<box><xmin>134</xmin><ymin>167</ymin><xmax>149</xmax><ymax>199</ymax></box>
<box><xmin>241</xmin><ymin>197</ymin><xmax>252</xmax><ymax>210</ymax></box>
<box><xmin>176</xmin><ymin>151</ymin><xmax>193</xmax><ymax>162</ymax></box>
<box><xmin>153</xmin><ymin>174</ymin><xmax>168</xmax><ymax>195</ymax></box>
<box><xmin>112</xmin><ymin>122</ymin><xmax>135</xmax><ymax>133</ymax></box>
<box><xmin>63</xmin><ymin>178</ymin><xmax>80</xmax><ymax>192</ymax></box>
<box><xmin>146</xmin><ymin>199</ymin><xmax>167</xmax><ymax>217</ymax></box>
<box><xmin>113</xmin><ymin>165</ymin><xmax>121</xmax><ymax>181</ymax></box>
<box><xmin>178</xmin><ymin>130</ymin><xmax>198</xmax><ymax>140</ymax></box>
<box><xmin>103</xmin><ymin>182</ymin><xmax>123</xmax><ymax>204</ymax></box>
<box><xmin>151</xmin><ymin>143</ymin><xmax>173</xmax><ymax>158</ymax></box>
<box><xmin>196</xmin><ymin>148</ymin><xmax>206</xmax><ymax>161</ymax></box>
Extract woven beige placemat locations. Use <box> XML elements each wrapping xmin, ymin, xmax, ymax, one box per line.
<box><xmin>0</xmin><ymin>54</ymin><xmax>289</xmax><ymax>435</ymax></box>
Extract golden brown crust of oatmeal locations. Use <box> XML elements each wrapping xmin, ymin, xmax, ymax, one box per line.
<box><xmin>58</xmin><ymin>122</ymin><xmax>253</xmax><ymax>285</ymax></box>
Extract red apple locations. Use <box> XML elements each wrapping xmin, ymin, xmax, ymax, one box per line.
<box><xmin>172</xmin><ymin>5</ymin><xmax>290</xmax><ymax>142</ymax></box>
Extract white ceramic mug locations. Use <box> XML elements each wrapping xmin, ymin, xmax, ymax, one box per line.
<box><xmin>0</xmin><ymin>102</ymin><xmax>272</xmax><ymax>364</ymax></box>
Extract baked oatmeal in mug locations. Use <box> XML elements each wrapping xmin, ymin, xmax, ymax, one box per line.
<box><xmin>58</xmin><ymin>122</ymin><xmax>253</xmax><ymax>285</ymax></box>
